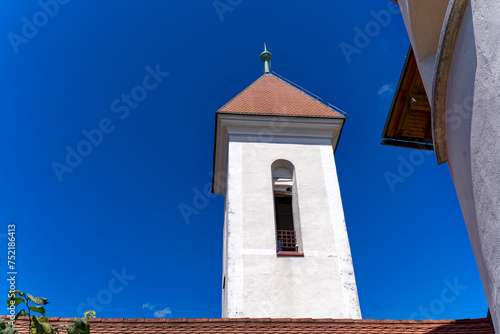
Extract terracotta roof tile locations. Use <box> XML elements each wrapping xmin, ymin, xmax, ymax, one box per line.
<box><xmin>218</xmin><ymin>74</ymin><xmax>345</xmax><ymax>118</ymax></box>
<box><xmin>2</xmin><ymin>317</ymin><xmax>493</xmax><ymax>334</ymax></box>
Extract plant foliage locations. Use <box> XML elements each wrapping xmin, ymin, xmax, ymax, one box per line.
<box><xmin>3</xmin><ymin>291</ymin><xmax>94</xmax><ymax>334</ymax></box>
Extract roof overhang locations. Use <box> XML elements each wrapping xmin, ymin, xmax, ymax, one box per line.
<box><xmin>212</xmin><ymin>113</ymin><xmax>345</xmax><ymax>195</ymax></box>
<box><xmin>381</xmin><ymin>47</ymin><xmax>434</xmax><ymax>151</ymax></box>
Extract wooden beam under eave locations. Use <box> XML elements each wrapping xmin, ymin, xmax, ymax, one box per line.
<box><xmin>409</xmin><ymin>94</ymin><xmax>431</xmax><ymax>111</ymax></box>
<box><xmin>382</xmin><ymin>47</ymin><xmax>433</xmax><ymax>149</ymax></box>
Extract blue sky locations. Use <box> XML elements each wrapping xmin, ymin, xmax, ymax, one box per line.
<box><xmin>0</xmin><ymin>0</ymin><xmax>487</xmax><ymax>321</ymax></box>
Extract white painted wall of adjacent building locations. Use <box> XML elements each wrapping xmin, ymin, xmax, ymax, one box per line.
<box><xmin>398</xmin><ymin>0</ymin><xmax>500</xmax><ymax>330</ymax></box>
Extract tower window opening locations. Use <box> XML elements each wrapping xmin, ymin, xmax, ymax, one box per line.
<box><xmin>272</xmin><ymin>163</ymin><xmax>302</xmax><ymax>255</ymax></box>
<box><xmin>275</xmin><ymin>195</ymin><xmax>297</xmax><ymax>252</ymax></box>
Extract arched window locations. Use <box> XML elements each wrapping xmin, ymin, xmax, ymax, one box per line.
<box><xmin>272</xmin><ymin>160</ymin><xmax>303</xmax><ymax>256</ymax></box>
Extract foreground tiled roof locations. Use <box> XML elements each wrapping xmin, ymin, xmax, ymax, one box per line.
<box><xmin>218</xmin><ymin>74</ymin><xmax>345</xmax><ymax>118</ymax></box>
<box><xmin>5</xmin><ymin>317</ymin><xmax>493</xmax><ymax>334</ymax></box>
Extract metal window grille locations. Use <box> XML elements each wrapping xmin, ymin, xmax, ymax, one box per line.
<box><xmin>277</xmin><ymin>230</ymin><xmax>298</xmax><ymax>252</ymax></box>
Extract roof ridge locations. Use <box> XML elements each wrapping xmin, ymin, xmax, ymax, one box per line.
<box><xmin>269</xmin><ymin>71</ymin><xmax>348</xmax><ymax>117</ymax></box>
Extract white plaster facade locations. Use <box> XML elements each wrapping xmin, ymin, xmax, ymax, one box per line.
<box><xmin>213</xmin><ymin>113</ymin><xmax>361</xmax><ymax>319</ymax></box>
<box><xmin>398</xmin><ymin>0</ymin><xmax>500</xmax><ymax>331</ymax></box>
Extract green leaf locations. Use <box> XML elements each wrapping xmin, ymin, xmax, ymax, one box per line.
<box><xmin>72</xmin><ymin>319</ymin><xmax>84</xmax><ymax>330</ymax></box>
<box><xmin>58</xmin><ymin>325</ymin><xmax>75</xmax><ymax>334</ymax></box>
<box><xmin>83</xmin><ymin>323</ymin><xmax>90</xmax><ymax>334</ymax></box>
<box><xmin>73</xmin><ymin>318</ymin><xmax>89</xmax><ymax>334</ymax></box>
<box><xmin>14</xmin><ymin>310</ymin><xmax>29</xmax><ymax>322</ymax></box>
<box><xmin>31</xmin><ymin>316</ymin><xmax>45</xmax><ymax>334</ymax></box>
<box><xmin>0</xmin><ymin>322</ymin><xmax>5</xmax><ymax>332</ymax></box>
<box><xmin>5</xmin><ymin>327</ymin><xmax>18</xmax><ymax>334</ymax></box>
<box><xmin>28</xmin><ymin>306</ymin><xmax>46</xmax><ymax>317</ymax></box>
<box><xmin>42</xmin><ymin>323</ymin><xmax>53</xmax><ymax>334</ymax></box>
<box><xmin>38</xmin><ymin>317</ymin><xmax>48</xmax><ymax>323</ymax></box>
<box><xmin>83</xmin><ymin>311</ymin><xmax>95</xmax><ymax>319</ymax></box>
<box><xmin>27</xmin><ymin>295</ymin><xmax>49</xmax><ymax>305</ymax></box>
<box><xmin>7</xmin><ymin>297</ymin><xmax>24</xmax><ymax>307</ymax></box>
<box><xmin>7</xmin><ymin>291</ymin><xmax>25</xmax><ymax>300</ymax></box>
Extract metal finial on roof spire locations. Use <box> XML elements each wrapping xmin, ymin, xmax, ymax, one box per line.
<box><xmin>259</xmin><ymin>43</ymin><xmax>272</xmax><ymax>73</ymax></box>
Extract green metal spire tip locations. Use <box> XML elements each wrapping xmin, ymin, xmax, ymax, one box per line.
<box><xmin>260</xmin><ymin>43</ymin><xmax>272</xmax><ymax>73</ymax></box>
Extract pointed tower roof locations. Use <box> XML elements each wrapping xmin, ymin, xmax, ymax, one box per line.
<box><xmin>217</xmin><ymin>73</ymin><xmax>345</xmax><ymax>118</ymax></box>
<box><xmin>213</xmin><ymin>46</ymin><xmax>347</xmax><ymax>196</ymax></box>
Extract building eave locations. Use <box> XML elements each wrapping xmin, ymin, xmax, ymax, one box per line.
<box><xmin>212</xmin><ymin>113</ymin><xmax>345</xmax><ymax>195</ymax></box>
<box><xmin>381</xmin><ymin>47</ymin><xmax>433</xmax><ymax>150</ymax></box>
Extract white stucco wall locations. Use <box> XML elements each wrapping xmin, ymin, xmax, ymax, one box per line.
<box><xmin>218</xmin><ymin>115</ymin><xmax>361</xmax><ymax>319</ymax></box>
<box><xmin>397</xmin><ymin>0</ymin><xmax>500</xmax><ymax>330</ymax></box>
<box><xmin>398</xmin><ymin>0</ymin><xmax>449</xmax><ymax>100</ymax></box>
<box><xmin>443</xmin><ymin>1</ymin><xmax>500</xmax><ymax>330</ymax></box>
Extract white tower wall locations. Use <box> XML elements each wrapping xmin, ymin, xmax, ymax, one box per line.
<box><xmin>215</xmin><ymin>114</ymin><xmax>361</xmax><ymax>319</ymax></box>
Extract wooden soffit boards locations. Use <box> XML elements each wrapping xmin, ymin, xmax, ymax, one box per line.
<box><xmin>381</xmin><ymin>47</ymin><xmax>433</xmax><ymax>150</ymax></box>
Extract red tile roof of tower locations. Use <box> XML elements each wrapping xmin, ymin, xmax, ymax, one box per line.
<box><xmin>217</xmin><ymin>73</ymin><xmax>345</xmax><ymax>119</ymax></box>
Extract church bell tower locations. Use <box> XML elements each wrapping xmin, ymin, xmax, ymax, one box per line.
<box><xmin>212</xmin><ymin>45</ymin><xmax>361</xmax><ymax>319</ymax></box>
